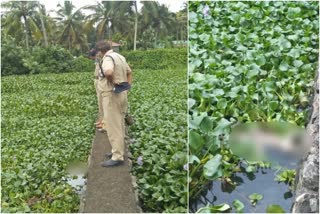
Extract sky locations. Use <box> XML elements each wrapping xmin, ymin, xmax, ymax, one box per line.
<box><xmin>40</xmin><ymin>0</ymin><xmax>186</xmax><ymax>15</ymax></box>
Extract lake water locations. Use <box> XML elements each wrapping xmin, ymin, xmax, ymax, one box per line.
<box><xmin>190</xmin><ymin>149</ymin><xmax>299</xmax><ymax>213</ymax></box>
<box><xmin>65</xmin><ymin>161</ymin><xmax>88</xmax><ymax>194</ymax></box>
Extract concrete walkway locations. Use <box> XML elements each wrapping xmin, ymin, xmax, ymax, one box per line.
<box><xmin>83</xmin><ymin>130</ymin><xmax>140</xmax><ymax>213</ymax></box>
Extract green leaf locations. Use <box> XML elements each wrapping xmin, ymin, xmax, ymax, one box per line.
<box><xmin>284</xmin><ymin>191</ymin><xmax>293</xmax><ymax>199</ymax></box>
<box><xmin>190</xmin><ymin>112</ymin><xmax>207</xmax><ymax>129</ymax></box>
<box><xmin>249</xmin><ymin>193</ymin><xmax>263</xmax><ymax>201</ymax></box>
<box><xmin>200</xmin><ymin>116</ymin><xmax>213</xmax><ymax>132</ymax></box>
<box><xmin>266</xmin><ymin>205</ymin><xmax>285</xmax><ymax>213</ymax></box>
<box><xmin>256</xmin><ymin>56</ymin><xmax>266</xmax><ymax>66</ymax></box>
<box><xmin>279</xmin><ymin>61</ymin><xmax>289</xmax><ymax>71</ymax></box>
<box><xmin>212</xmin><ymin>89</ymin><xmax>225</xmax><ymax>97</ymax></box>
<box><xmin>212</xmin><ymin>118</ymin><xmax>233</xmax><ymax>135</ymax></box>
<box><xmin>279</xmin><ymin>38</ymin><xmax>291</xmax><ymax>49</ymax></box>
<box><xmin>203</xmin><ymin>154</ymin><xmax>222</xmax><ymax>180</ymax></box>
<box><xmin>199</xmin><ymin>33</ymin><xmax>210</xmax><ymax>44</ymax></box>
<box><xmin>247</xmin><ymin>64</ymin><xmax>260</xmax><ymax>78</ymax></box>
<box><xmin>287</xmin><ymin>49</ymin><xmax>300</xmax><ymax>58</ymax></box>
<box><xmin>189</xmin><ymin>131</ymin><xmax>205</xmax><ymax>154</ymax></box>
<box><xmin>301</xmin><ymin>63</ymin><xmax>313</xmax><ymax>72</ymax></box>
<box><xmin>288</xmin><ymin>7</ymin><xmax>301</xmax><ymax>19</ymax></box>
<box><xmin>293</xmin><ymin>60</ymin><xmax>303</xmax><ymax>68</ymax></box>
<box><xmin>189</xmin><ymin>155</ymin><xmax>201</xmax><ymax>164</ymax></box>
<box><xmin>245</xmin><ymin>165</ymin><xmax>256</xmax><ymax>173</ymax></box>
<box><xmin>269</xmin><ymin>101</ymin><xmax>278</xmax><ymax>111</ymax></box>
<box><xmin>197</xmin><ymin>203</ymin><xmax>231</xmax><ymax>213</ymax></box>
<box><xmin>217</xmin><ymin>99</ymin><xmax>227</xmax><ymax>109</ymax></box>
<box><xmin>287</xmin><ymin>34</ymin><xmax>299</xmax><ymax>41</ymax></box>
<box><xmin>189</xmin><ymin>11</ymin><xmax>198</xmax><ymax>23</ymax></box>
<box><xmin>232</xmin><ymin>200</ymin><xmax>245</xmax><ymax>213</ymax></box>
<box><xmin>189</xmin><ymin>98</ymin><xmax>196</xmax><ymax>109</ymax></box>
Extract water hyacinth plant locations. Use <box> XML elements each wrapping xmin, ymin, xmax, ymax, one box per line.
<box><xmin>129</xmin><ymin>68</ymin><xmax>188</xmax><ymax>213</ymax></box>
<box><xmin>188</xmin><ymin>0</ymin><xmax>318</xmax><ymax>212</ymax></box>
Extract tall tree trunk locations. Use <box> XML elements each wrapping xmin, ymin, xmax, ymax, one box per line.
<box><xmin>38</xmin><ymin>2</ymin><xmax>48</xmax><ymax>47</ymax></box>
<box><xmin>108</xmin><ymin>26</ymin><xmax>111</xmax><ymax>44</ymax></box>
<box><xmin>133</xmin><ymin>1</ymin><xmax>138</xmax><ymax>51</ymax></box>
<box><xmin>154</xmin><ymin>32</ymin><xmax>157</xmax><ymax>48</ymax></box>
<box><xmin>22</xmin><ymin>15</ymin><xmax>29</xmax><ymax>49</ymax></box>
<box><xmin>21</xmin><ymin>2</ymin><xmax>30</xmax><ymax>49</ymax></box>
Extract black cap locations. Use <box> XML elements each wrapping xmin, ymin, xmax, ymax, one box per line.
<box><xmin>88</xmin><ymin>49</ymin><xmax>97</xmax><ymax>57</ymax></box>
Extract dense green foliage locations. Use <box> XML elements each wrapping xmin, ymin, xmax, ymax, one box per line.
<box><xmin>22</xmin><ymin>46</ymin><xmax>74</xmax><ymax>74</ymax></box>
<box><xmin>1</xmin><ymin>1</ymin><xmax>187</xmax><ymax>52</ymax></box>
<box><xmin>188</xmin><ymin>0</ymin><xmax>319</xmax><ymax>211</ymax></box>
<box><xmin>2</xmin><ymin>65</ymin><xmax>188</xmax><ymax>212</ymax></box>
<box><xmin>1</xmin><ymin>35</ymin><xmax>185</xmax><ymax>76</ymax></box>
<box><xmin>1</xmin><ymin>72</ymin><xmax>97</xmax><ymax>212</ymax></box>
<box><xmin>1</xmin><ymin>37</ymin><xmax>94</xmax><ymax>76</ymax></box>
<box><xmin>1</xmin><ymin>36</ymin><xmax>30</xmax><ymax>75</ymax></box>
<box><xmin>123</xmin><ymin>48</ymin><xmax>187</xmax><ymax>70</ymax></box>
<box><xmin>129</xmin><ymin>68</ymin><xmax>187</xmax><ymax>213</ymax></box>
<box><xmin>72</xmin><ymin>56</ymin><xmax>95</xmax><ymax>73</ymax></box>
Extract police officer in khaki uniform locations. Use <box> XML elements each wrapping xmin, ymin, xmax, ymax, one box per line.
<box><xmin>95</xmin><ymin>40</ymin><xmax>132</xmax><ymax>167</ymax></box>
<box><xmin>90</xmin><ymin>49</ymin><xmax>104</xmax><ymax>129</ymax></box>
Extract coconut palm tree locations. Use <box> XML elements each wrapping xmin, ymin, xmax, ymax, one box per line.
<box><xmin>140</xmin><ymin>1</ymin><xmax>176</xmax><ymax>45</ymax></box>
<box><xmin>1</xmin><ymin>1</ymin><xmax>55</xmax><ymax>48</ymax></box>
<box><xmin>1</xmin><ymin>1</ymin><xmax>41</xmax><ymax>48</ymax></box>
<box><xmin>133</xmin><ymin>0</ymin><xmax>138</xmax><ymax>51</ymax></box>
<box><xmin>55</xmin><ymin>1</ymin><xmax>87</xmax><ymax>52</ymax></box>
<box><xmin>175</xmin><ymin>4</ymin><xmax>187</xmax><ymax>41</ymax></box>
<box><xmin>84</xmin><ymin>1</ymin><xmax>134</xmax><ymax>43</ymax></box>
<box><xmin>38</xmin><ymin>2</ymin><xmax>48</xmax><ymax>47</ymax></box>
<box><xmin>1</xmin><ymin>12</ymin><xmax>25</xmax><ymax>46</ymax></box>
<box><xmin>157</xmin><ymin>4</ymin><xmax>176</xmax><ymax>39</ymax></box>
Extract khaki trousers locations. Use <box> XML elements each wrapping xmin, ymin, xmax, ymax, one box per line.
<box><xmin>101</xmin><ymin>91</ymin><xmax>128</xmax><ymax>161</ymax></box>
<box><xmin>94</xmin><ymin>79</ymin><xmax>104</xmax><ymax>121</ymax></box>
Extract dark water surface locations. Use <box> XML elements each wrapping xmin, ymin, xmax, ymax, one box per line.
<box><xmin>190</xmin><ymin>149</ymin><xmax>299</xmax><ymax>213</ymax></box>
<box><xmin>65</xmin><ymin>161</ymin><xmax>88</xmax><ymax>193</ymax></box>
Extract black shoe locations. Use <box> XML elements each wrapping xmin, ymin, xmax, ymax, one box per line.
<box><xmin>101</xmin><ymin>160</ymin><xmax>124</xmax><ymax>167</ymax></box>
<box><xmin>105</xmin><ymin>152</ymin><xmax>112</xmax><ymax>159</ymax></box>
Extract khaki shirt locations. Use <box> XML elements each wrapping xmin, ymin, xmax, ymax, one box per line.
<box><xmin>94</xmin><ymin>61</ymin><xmax>100</xmax><ymax>78</ymax></box>
<box><xmin>97</xmin><ymin>50</ymin><xmax>132</xmax><ymax>92</ymax></box>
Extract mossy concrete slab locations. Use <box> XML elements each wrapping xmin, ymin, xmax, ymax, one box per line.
<box><xmin>83</xmin><ymin>130</ymin><xmax>140</xmax><ymax>213</ymax></box>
